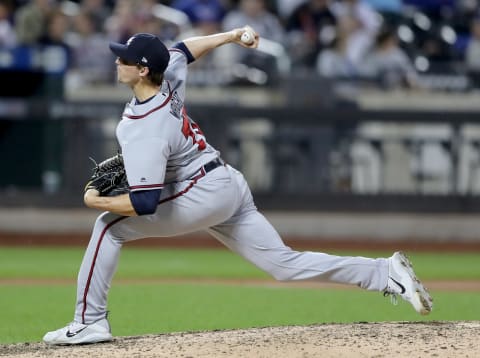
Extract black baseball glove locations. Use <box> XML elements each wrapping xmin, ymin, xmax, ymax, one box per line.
<box><xmin>84</xmin><ymin>152</ymin><xmax>129</xmax><ymax>196</ymax></box>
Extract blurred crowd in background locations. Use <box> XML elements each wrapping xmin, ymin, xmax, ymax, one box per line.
<box><xmin>4</xmin><ymin>1</ymin><xmax>480</xmax><ymax>198</ymax></box>
<box><xmin>1</xmin><ymin>0</ymin><xmax>480</xmax><ymax>90</ymax></box>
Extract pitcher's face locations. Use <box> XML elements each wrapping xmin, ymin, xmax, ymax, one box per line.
<box><xmin>115</xmin><ymin>57</ymin><xmax>142</xmax><ymax>85</ymax></box>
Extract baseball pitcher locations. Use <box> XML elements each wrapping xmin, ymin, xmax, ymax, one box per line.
<box><xmin>43</xmin><ymin>25</ymin><xmax>432</xmax><ymax>345</ymax></box>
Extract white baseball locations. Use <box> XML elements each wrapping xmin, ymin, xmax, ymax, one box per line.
<box><xmin>241</xmin><ymin>31</ymin><xmax>254</xmax><ymax>45</ymax></box>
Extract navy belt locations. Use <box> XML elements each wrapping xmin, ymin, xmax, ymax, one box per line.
<box><xmin>190</xmin><ymin>158</ymin><xmax>225</xmax><ymax>181</ymax></box>
<box><xmin>203</xmin><ymin>158</ymin><xmax>224</xmax><ymax>173</ymax></box>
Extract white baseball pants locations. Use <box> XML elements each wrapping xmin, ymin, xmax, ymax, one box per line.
<box><xmin>74</xmin><ymin>165</ymin><xmax>389</xmax><ymax>324</ymax></box>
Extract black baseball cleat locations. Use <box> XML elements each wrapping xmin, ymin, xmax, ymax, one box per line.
<box><xmin>383</xmin><ymin>251</ymin><xmax>433</xmax><ymax>315</ymax></box>
<box><xmin>43</xmin><ymin>318</ymin><xmax>112</xmax><ymax>345</ymax></box>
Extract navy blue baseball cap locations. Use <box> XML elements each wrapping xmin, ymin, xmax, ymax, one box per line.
<box><xmin>109</xmin><ymin>33</ymin><xmax>170</xmax><ymax>73</ymax></box>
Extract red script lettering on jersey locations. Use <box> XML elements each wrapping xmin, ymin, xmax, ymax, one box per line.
<box><xmin>181</xmin><ymin>109</ymin><xmax>206</xmax><ymax>150</ymax></box>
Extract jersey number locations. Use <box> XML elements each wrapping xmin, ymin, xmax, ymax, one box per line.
<box><xmin>181</xmin><ymin>109</ymin><xmax>206</xmax><ymax>151</ymax></box>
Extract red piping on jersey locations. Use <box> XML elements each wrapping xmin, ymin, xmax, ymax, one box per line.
<box><xmin>158</xmin><ymin>168</ymin><xmax>205</xmax><ymax>204</ymax></box>
<box><xmin>124</xmin><ymin>83</ymin><xmax>172</xmax><ymax>120</ymax></box>
<box><xmin>81</xmin><ymin>215</ymin><xmax>127</xmax><ymax>323</ymax></box>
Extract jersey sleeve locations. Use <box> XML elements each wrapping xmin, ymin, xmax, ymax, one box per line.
<box><xmin>122</xmin><ymin>137</ymin><xmax>170</xmax><ymax>192</ymax></box>
<box><xmin>172</xmin><ymin>42</ymin><xmax>195</xmax><ymax>64</ymax></box>
<box><xmin>163</xmin><ymin>45</ymin><xmax>190</xmax><ymax>100</ymax></box>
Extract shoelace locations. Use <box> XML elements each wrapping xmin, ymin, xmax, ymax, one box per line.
<box><xmin>383</xmin><ymin>291</ymin><xmax>398</xmax><ymax>305</ymax></box>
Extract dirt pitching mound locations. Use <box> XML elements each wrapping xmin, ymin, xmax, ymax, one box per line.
<box><xmin>1</xmin><ymin>321</ymin><xmax>479</xmax><ymax>358</ymax></box>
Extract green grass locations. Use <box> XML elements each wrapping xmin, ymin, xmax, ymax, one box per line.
<box><xmin>0</xmin><ymin>247</ymin><xmax>269</xmax><ymax>279</ymax></box>
<box><xmin>0</xmin><ymin>247</ymin><xmax>478</xmax><ymax>344</ymax></box>
<box><xmin>0</xmin><ymin>247</ymin><xmax>479</xmax><ymax>280</ymax></box>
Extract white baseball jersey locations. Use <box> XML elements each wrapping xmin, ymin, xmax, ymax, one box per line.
<box><xmin>117</xmin><ymin>48</ymin><xmax>218</xmax><ymax>192</ymax></box>
<box><xmin>73</xmin><ymin>44</ymin><xmax>390</xmax><ymax>325</ymax></box>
